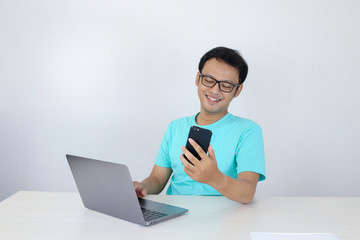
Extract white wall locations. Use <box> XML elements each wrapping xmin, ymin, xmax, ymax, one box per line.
<box><xmin>1</xmin><ymin>0</ymin><xmax>359</xmax><ymax>201</ymax></box>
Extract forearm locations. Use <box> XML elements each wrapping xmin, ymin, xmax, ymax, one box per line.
<box><xmin>209</xmin><ymin>171</ymin><xmax>257</xmax><ymax>204</ymax></box>
<box><xmin>140</xmin><ymin>176</ymin><xmax>166</xmax><ymax>195</ymax></box>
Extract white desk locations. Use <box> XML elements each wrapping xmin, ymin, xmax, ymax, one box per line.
<box><xmin>0</xmin><ymin>191</ymin><xmax>359</xmax><ymax>240</ymax></box>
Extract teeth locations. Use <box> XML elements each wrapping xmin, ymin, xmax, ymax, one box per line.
<box><xmin>207</xmin><ymin>95</ymin><xmax>220</xmax><ymax>101</ymax></box>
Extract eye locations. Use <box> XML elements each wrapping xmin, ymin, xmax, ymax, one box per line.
<box><xmin>203</xmin><ymin>76</ymin><xmax>215</xmax><ymax>84</ymax></box>
<box><xmin>220</xmin><ymin>82</ymin><xmax>233</xmax><ymax>90</ymax></box>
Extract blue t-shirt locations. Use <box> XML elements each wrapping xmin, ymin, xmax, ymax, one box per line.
<box><xmin>154</xmin><ymin>113</ymin><xmax>266</xmax><ymax>195</ymax></box>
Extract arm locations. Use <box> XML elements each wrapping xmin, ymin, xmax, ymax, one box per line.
<box><xmin>208</xmin><ymin>170</ymin><xmax>259</xmax><ymax>204</ymax></box>
<box><xmin>180</xmin><ymin>139</ymin><xmax>259</xmax><ymax>204</ymax></box>
<box><xmin>133</xmin><ymin>165</ymin><xmax>172</xmax><ymax>197</ymax></box>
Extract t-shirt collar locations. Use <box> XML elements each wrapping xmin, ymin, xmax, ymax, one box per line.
<box><xmin>192</xmin><ymin>112</ymin><xmax>232</xmax><ymax>129</ymax></box>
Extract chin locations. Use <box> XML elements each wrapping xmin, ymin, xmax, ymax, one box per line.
<box><xmin>202</xmin><ymin>106</ymin><xmax>225</xmax><ymax>115</ymax></box>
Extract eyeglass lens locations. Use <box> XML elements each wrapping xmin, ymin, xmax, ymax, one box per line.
<box><xmin>201</xmin><ymin>75</ymin><xmax>234</xmax><ymax>93</ymax></box>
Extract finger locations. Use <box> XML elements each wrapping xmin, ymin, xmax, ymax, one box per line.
<box><xmin>134</xmin><ymin>182</ymin><xmax>141</xmax><ymax>195</ymax></box>
<box><xmin>183</xmin><ymin>165</ymin><xmax>196</xmax><ymax>179</ymax></box>
<box><xmin>188</xmin><ymin>138</ymin><xmax>208</xmax><ymax>160</ymax></box>
<box><xmin>135</xmin><ymin>188</ymin><xmax>142</xmax><ymax>197</ymax></box>
<box><xmin>140</xmin><ymin>189</ymin><xmax>147</xmax><ymax>197</ymax></box>
<box><xmin>135</xmin><ymin>187</ymin><xmax>143</xmax><ymax>197</ymax></box>
<box><xmin>180</xmin><ymin>153</ymin><xmax>192</xmax><ymax>166</ymax></box>
<box><xmin>180</xmin><ymin>153</ymin><xmax>197</xmax><ymax>172</ymax></box>
<box><xmin>181</xmin><ymin>145</ymin><xmax>200</xmax><ymax>167</ymax></box>
<box><xmin>208</xmin><ymin>145</ymin><xmax>216</xmax><ymax>161</ymax></box>
<box><xmin>134</xmin><ymin>182</ymin><xmax>147</xmax><ymax>198</ymax></box>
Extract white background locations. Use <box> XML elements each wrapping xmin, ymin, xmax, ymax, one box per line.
<box><xmin>1</xmin><ymin>0</ymin><xmax>359</xmax><ymax>201</ymax></box>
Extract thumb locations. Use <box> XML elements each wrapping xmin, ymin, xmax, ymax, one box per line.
<box><xmin>208</xmin><ymin>145</ymin><xmax>216</xmax><ymax>161</ymax></box>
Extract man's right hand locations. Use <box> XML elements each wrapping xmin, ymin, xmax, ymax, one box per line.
<box><xmin>133</xmin><ymin>181</ymin><xmax>148</xmax><ymax>198</ymax></box>
<box><xmin>132</xmin><ymin>165</ymin><xmax>172</xmax><ymax>198</ymax></box>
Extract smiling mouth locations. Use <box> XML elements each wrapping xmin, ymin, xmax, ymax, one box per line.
<box><xmin>206</xmin><ymin>95</ymin><xmax>221</xmax><ymax>102</ymax></box>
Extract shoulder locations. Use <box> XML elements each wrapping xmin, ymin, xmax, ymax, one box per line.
<box><xmin>224</xmin><ymin>114</ymin><xmax>263</xmax><ymax>142</ymax></box>
<box><xmin>227</xmin><ymin>114</ymin><xmax>262</xmax><ymax>132</ymax></box>
<box><xmin>162</xmin><ymin>115</ymin><xmax>195</xmax><ymax>138</ymax></box>
<box><xmin>168</xmin><ymin>115</ymin><xmax>195</xmax><ymax>129</ymax></box>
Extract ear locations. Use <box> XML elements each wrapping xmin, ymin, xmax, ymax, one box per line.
<box><xmin>195</xmin><ymin>72</ymin><xmax>200</xmax><ymax>87</ymax></box>
<box><xmin>233</xmin><ymin>84</ymin><xmax>243</xmax><ymax>98</ymax></box>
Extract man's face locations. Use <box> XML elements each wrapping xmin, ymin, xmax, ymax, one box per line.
<box><xmin>196</xmin><ymin>58</ymin><xmax>243</xmax><ymax>116</ymax></box>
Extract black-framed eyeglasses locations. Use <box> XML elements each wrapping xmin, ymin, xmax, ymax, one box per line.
<box><xmin>199</xmin><ymin>73</ymin><xmax>240</xmax><ymax>93</ymax></box>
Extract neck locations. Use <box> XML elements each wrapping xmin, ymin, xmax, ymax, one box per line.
<box><xmin>196</xmin><ymin>111</ymin><xmax>228</xmax><ymax>126</ymax></box>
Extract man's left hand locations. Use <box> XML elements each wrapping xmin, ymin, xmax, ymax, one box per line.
<box><xmin>180</xmin><ymin>138</ymin><xmax>224</xmax><ymax>186</ymax></box>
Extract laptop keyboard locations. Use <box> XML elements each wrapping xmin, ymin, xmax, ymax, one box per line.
<box><xmin>141</xmin><ymin>207</ymin><xmax>168</xmax><ymax>221</ymax></box>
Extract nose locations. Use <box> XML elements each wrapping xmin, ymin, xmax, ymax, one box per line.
<box><xmin>209</xmin><ymin>82</ymin><xmax>222</xmax><ymax>94</ymax></box>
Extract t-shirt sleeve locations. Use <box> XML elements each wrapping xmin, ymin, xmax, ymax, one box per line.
<box><xmin>154</xmin><ymin>123</ymin><xmax>172</xmax><ymax>168</ymax></box>
<box><xmin>235</xmin><ymin>124</ymin><xmax>266</xmax><ymax>181</ymax></box>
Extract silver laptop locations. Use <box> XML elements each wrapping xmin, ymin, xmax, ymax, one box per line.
<box><xmin>66</xmin><ymin>154</ymin><xmax>188</xmax><ymax>226</ymax></box>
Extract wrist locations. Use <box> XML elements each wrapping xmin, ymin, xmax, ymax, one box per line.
<box><xmin>209</xmin><ymin>170</ymin><xmax>227</xmax><ymax>190</ymax></box>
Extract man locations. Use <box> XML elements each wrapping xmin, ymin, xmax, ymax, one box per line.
<box><xmin>133</xmin><ymin>47</ymin><xmax>265</xmax><ymax>204</ymax></box>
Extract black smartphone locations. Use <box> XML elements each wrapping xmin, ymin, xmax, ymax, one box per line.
<box><xmin>184</xmin><ymin>126</ymin><xmax>212</xmax><ymax>163</ymax></box>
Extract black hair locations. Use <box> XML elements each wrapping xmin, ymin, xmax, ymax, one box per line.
<box><xmin>198</xmin><ymin>46</ymin><xmax>248</xmax><ymax>85</ymax></box>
